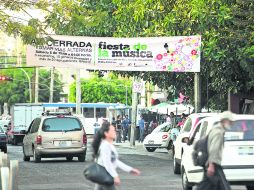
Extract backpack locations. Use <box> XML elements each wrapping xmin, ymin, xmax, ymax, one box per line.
<box><xmin>192</xmin><ymin>134</ymin><xmax>209</xmax><ymax>167</ymax></box>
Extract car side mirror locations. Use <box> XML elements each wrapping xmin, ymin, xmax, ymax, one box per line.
<box><xmin>182</xmin><ymin>137</ymin><xmax>189</xmax><ymax>144</ymax></box>
<box><xmin>20</xmin><ymin>130</ymin><xmax>27</xmax><ymax>135</ymax></box>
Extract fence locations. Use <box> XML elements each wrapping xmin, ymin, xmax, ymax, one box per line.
<box><xmin>0</xmin><ymin>152</ymin><xmax>18</xmax><ymax>190</ymax></box>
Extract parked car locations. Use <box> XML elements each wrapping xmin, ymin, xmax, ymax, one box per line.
<box><xmin>22</xmin><ymin>112</ymin><xmax>87</xmax><ymax>163</ymax></box>
<box><xmin>0</xmin><ymin>126</ymin><xmax>7</xmax><ymax>153</ymax></box>
<box><xmin>173</xmin><ymin>113</ymin><xmax>218</xmax><ymax>174</ymax></box>
<box><xmin>143</xmin><ymin>122</ymin><xmax>173</xmax><ymax>152</ymax></box>
<box><xmin>181</xmin><ymin>115</ymin><xmax>254</xmax><ymax>190</ymax></box>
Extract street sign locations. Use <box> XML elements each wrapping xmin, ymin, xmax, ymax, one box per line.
<box><xmin>132</xmin><ymin>82</ymin><xmax>143</xmax><ymax>93</ymax></box>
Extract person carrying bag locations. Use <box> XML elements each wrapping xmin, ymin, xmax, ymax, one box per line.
<box><xmin>85</xmin><ymin>121</ymin><xmax>140</xmax><ymax>190</ymax></box>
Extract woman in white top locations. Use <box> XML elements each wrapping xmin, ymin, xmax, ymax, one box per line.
<box><xmin>92</xmin><ymin>121</ymin><xmax>140</xmax><ymax>190</ymax></box>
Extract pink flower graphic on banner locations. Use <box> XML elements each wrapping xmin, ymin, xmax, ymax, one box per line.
<box><xmin>191</xmin><ymin>49</ymin><xmax>197</xmax><ymax>55</ymax></box>
<box><xmin>156</xmin><ymin>54</ymin><xmax>163</xmax><ymax>60</ymax></box>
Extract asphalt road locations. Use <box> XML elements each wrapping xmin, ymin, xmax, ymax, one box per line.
<box><xmin>6</xmin><ymin>141</ymin><xmax>246</xmax><ymax>190</ymax></box>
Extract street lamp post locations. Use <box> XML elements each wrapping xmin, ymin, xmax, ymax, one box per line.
<box><xmin>20</xmin><ymin>68</ymin><xmax>32</xmax><ymax>103</ymax></box>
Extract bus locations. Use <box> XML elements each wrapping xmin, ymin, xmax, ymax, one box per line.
<box><xmin>42</xmin><ymin>103</ymin><xmax>130</xmax><ymax>134</ymax></box>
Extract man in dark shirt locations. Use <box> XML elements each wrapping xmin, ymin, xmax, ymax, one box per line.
<box><xmin>122</xmin><ymin>115</ymin><xmax>131</xmax><ymax>142</ymax></box>
<box><xmin>116</xmin><ymin>115</ymin><xmax>122</xmax><ymax>143</ymax></box>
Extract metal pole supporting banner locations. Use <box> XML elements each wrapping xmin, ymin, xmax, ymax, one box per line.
<box><xmin>130</xmin><ymin>77</ymin><xmax>138</xmax><ymax>147</ymax></box>
<box><xmin>194</xmin><ymin>72</ymin><xmax>201</xmax><ymax>113</ymax></box>
<box><xmin>125</xmin><ymin>85</ymin><xmax>128</xmax><ymax>106</ymax></box>
<box><xmin>76</xmin><ymin>69</ymin><xmax>81</xmax><ymax>115</ymax></box>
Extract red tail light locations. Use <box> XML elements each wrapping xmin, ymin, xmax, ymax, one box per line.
<box><xmin>83</xmin><ymin>133</ymin><xmax>87</xmax><ymax>144</ymax></box>
<box><xmin>36</xmin><ymin>135</ymin><xmax>42</xmax><ymax>145</ymax></box>
<box><xmin>162</xmin><ymin>134</ymin><xmax>168</xmax><ymax>139</ymax></box>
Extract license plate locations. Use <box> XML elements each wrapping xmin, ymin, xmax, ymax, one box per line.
<box><xmin>54</xmin><ymin>141</ymin><xmax>72</xmax><ymax>147</ymax></box>
<box><xmin>238</xmin><ymin>146</ymin><xmax>254</xmax><ymax>155</ymax></box>
<box><xmin>148</xmin><ymin>140</ymin><xmax>154</xmax><ymax>144</ymax></box>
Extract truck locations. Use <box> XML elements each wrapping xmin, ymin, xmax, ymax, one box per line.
<box><xmin>8</xmin><ymin>104</ymin><xmax>43</xmax><ymax>145</ymax></box>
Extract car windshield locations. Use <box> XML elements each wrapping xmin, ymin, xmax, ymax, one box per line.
<box><xmin>42</xmin><ymin>117</ymin><xmax>82</xmax><ymax>132</ymax></box>
<box><xmin>225</xmin><ymin>119</ymin><xmax>254</xmax><ymax>141</ymax></box>
<box><xmin>152</xmin><ymin>123</ymin><xmax>172</xmax><ymax>133</ymax></box>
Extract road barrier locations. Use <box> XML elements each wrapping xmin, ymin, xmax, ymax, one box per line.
<box><xmin>0</xmin><ymin>152</ymin><xmax>18</xmax><ymax>190</ymax></box>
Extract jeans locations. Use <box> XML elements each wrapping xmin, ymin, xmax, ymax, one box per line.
<box><xmin>139</xmin><ymin>128</ymin><xmax>144</xmax><ymax>142</ymax></box>
<box><xmin>116</xmin><ymin>129</ymin><xmax>122</xmax><ymax>143</ymax></box>
<box><xmin>123</xmin><ymin>128</ymin><xmax>128</xmax><ymax>142</ymax></box>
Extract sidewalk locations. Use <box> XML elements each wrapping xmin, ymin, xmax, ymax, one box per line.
<box><xmin>114</xmin><ymin>141</ymin><xmax>144</xmax><ymax>150</ymax></box>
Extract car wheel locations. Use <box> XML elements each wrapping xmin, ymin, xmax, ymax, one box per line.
<box><xmin>145</xmin><ymin>147</ymin><xmax>157</xmax><ymax>152</ymax></box>
<box><xmin>182</xmin><ymin>167</ymin><xmax>192</xmax><ymax>190</ymax></box>
<box><xmin>78</xmin><ymin>152</ymin><xmax>86</xmax><ymax>162</ymax></box>
<box><xmin>23</xmin><ymin>146</ymin><xmax>30</xmax><ymax>161</ymax></box>
<box><xmin>2</xmin><ymin>146</ymin><xmax>7</xmax><ymax>154</ymax></box>
<box><xmin>167</xmin><ymin>141</ymin><xmax>173</xmax><ymax>150</ymax></box>
<box><xmin>246</xmin><ymin>186</ymin><xmax>254</xmax><ymax>190</ymax></box>
<box><xmin>33</xmin><ymin>148</ymin><xmax>41</xmax><ymax>163</ymax></box>
<box><xmin>23</xmin><ymin>153</ymin><xmax>30</xmax><ymax>162</ymax></box>
<box><xmin>66</xmin><ymin>156</ymin><xmax>73</xmax><ymax>161</ymax></box>
<box><xmin>173</xmin><ymin>154</ymin><xmax>181</xmax><ymax>174</ymax></box>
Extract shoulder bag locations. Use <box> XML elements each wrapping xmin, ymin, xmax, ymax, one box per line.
<box><xmin>83</xmin><ymin>152</ymin><xmax>114</xmax><ymax>186</ymax></box>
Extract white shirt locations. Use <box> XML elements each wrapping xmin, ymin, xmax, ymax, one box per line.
<box><xmin>166</xmin><ymin>116</ymin><xmax>172</xmax><ymax>124</ymax></box>
<box><xmin>97</xmin><ymin>140</ymin><xmax>133</xmax><ymax>178</ymax></box>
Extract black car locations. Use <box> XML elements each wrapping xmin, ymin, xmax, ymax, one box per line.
<box><xmin>0</xmin><ymin>127</ymin><xmax>7</xmax><ymax>153</ymax></box>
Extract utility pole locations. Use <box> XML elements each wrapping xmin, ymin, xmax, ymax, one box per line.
<box><xmin>130</xmin><ymin>77</ymin><xmax>139</xmax><ymax>147</ymax></box>
<box><xmin>194</xmin><ymin>72</ymin><xmax>201</xmax><ymax>113</ymax></box>
<box><xmin>35</xmin><ymin>67</ymin><xmax>39</xmax><ymax>103</ymax></box>
<box><xmin>125</xmin><ymin>85</ymin><xmax>128</xmax><ymax>106</ymax></box>
<box><xmin>49</xmin><ymin>67</ymin><xmax>54</xmax><ymax>103</ymax></box>
<box><xmin>76</xmin><ymin>69</ymin><xmax>81</xmax><ymax>115</ymax></box>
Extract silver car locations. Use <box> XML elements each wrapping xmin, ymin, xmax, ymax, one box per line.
<box><xmin>22</xmin><ymin>113</ymin><xmax>87</xmax><ymax>163</ymax></box>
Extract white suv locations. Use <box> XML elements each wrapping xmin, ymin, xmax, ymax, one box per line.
<box><xmin>23</xmin><ymin>112</ymin><xmax>87</xmax><ymax>163</ymax></box>
<box><xmin>181</xmin><ymin>115</ymin><xmax>254</xmax><ymax>190</ymax></box>
<box><xmin>173</xmin><ymin>113</ymin><xmax>218</xmax><ymax>174</ymax></box>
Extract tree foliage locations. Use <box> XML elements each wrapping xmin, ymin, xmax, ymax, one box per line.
<box><xmin>38</xmin><ymin>69</ymin><xmax>64</xmax><ymax>103</ymax></box>
<box><xmin>1</xmin><ymin>0</ymin><xmax>253</xmax><ymax>110</ymax></box>
<box><xmin>69</xmin><ymin>75</ymin><xmax>132</xmax><ymax>105</ymax></box>
<box><xmin>0</xmin><ymin>68</ymin><xmax>63</xmax><ymax>106</ymax></box>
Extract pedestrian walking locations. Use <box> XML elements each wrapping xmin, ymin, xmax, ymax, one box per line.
<box><xmin>92</xmin><ymin>121</ymin><xmax>140</xmax><ymax>190</ymax></box>
<box><xmin>122</xmin><ymin>115</ymin><xmax>130</xmax><ymax>142</ymax></box>
<box><xmin>196</xmin><ymin>111</ymin><xmax>233</xmax><ymax>190</ymax></box>
<box><xmin>170</xmin><ymin>112</ymin><xmax>177</xmax><ymax>127</ymax></box>
<box><xmin>111</xmin><ymin>117</ymin><xmax>116</xmax><ymax>128</ymax></box>
<box><xmin>116</xmin><ymin>115</ymin><xmax>122</xmax><ymax>143</ymax></box>
<box><xmin>166</xmin><ymin>114</ymin><xmax>171</xmax><ymax>124</ymax></box>
<box><xmin>138</xmin><ymin>116</ymin><xmax>145</xmax><ymax>143</ymax></box>
<box><xmin>176</xmin><ymin>113</ymin><xmax>187</xmax><ymax>129</ymax></box>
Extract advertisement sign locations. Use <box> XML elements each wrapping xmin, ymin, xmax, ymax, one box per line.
<box><xmin>27</xmin><ymin>35</ymin><xmax>201</xmax><ymax>72</ymax></box>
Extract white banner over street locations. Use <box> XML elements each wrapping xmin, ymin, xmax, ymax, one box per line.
<box><xmin>27</xmin><ymin>35</ymin><xmax>201</xmax><ymax>72</ymax></box>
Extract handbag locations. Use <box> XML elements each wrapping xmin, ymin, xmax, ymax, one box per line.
<box><xmin>83</xmin><ymin>152</ymin><xmax>114</xmax><ymax>186</ymax></box>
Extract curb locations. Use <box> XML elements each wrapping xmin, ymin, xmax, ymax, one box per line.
<box><xmin>114</xmin><ymin>142</ymin><xmax>144</xmax><ymax>150</ymax></box>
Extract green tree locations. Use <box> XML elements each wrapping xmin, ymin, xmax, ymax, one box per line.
<box><xmin>69</xmin><ymin>75</ymin><xmax>132</xmax><ymax>105</ymax></box>
<box><xmin>1</xmin><ymin>0</ymin><xmax>254</xmax><ymax>110</ymax></box>
<box><xmin>38</xmin><ymin>69</ymin><xmax>64</xmax><ymax>102</ymax></box>
<box><xmin>0</xmin><ymin>0</ymin><xmax>50</xmax><ymax>44</ymax></box>
<box><xmin>0</xmin><ymin>68</ymin><xmax>63</xmax><ymax>106</ymax></box>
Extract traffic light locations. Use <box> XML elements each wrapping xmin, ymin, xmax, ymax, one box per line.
<box><xmin>0</xmin><ymin>76</ymin><xmax>13</xmax><ymax>81</ymax></box>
